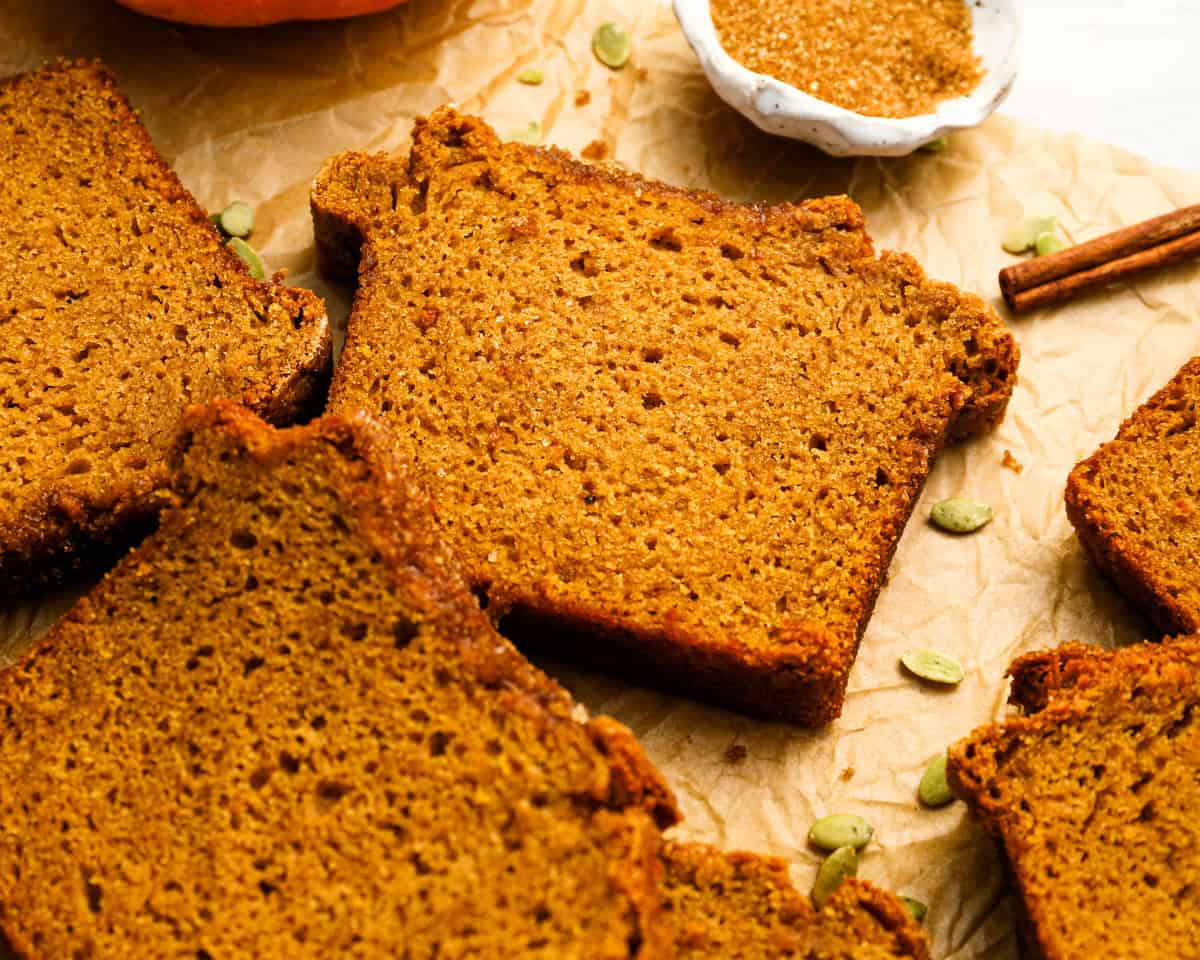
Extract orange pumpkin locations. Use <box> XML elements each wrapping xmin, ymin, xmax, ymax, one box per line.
<box><xmin>115</xmin><ymin>0</ymin><xmax>406</xmax><ymax>26</ymax></box>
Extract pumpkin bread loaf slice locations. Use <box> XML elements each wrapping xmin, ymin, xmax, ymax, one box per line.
<box><xmin>0</xmin><ymin>402</ymin><xmax>679</xmax><ymax>958</ymax></box>
<box><xmin>662</xmin><ymin>842</ymin><xmax>929</xmax><ymax>959</ymax></box>
<box><xmin>947</xmin><ymin>640</ymin><xmax>1200</xmax><ymax>960</ymax></box>
<box><xmin>1066</xmin><ymin>357</ymin><xmax>1200</xmax><ymax>634</ymax></box>
<box><xmin>0</xmin><ymin>60</ymin><xmax>329</xmax><ymax>591</ymax></box>
<box><xmin>312</xmin><ymin>107</ymin><xmax>1017</xmax><ymax>725</ymax></box>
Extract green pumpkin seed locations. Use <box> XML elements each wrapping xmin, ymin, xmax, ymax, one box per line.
<box><xmin>930</xmin><ymin>497</ymin><xmax>993</xmax><ymax>534</ymax></box>
<box><xmin>919</xmin><ymin>137</ymin><xmax>948</xmax><ymax>153</ymax></box>
<box><xmin>517</xmin><ymin>67</ymin><xmax>544</xmax><ymax>85</ymax></box>
<box><xmin>218</xmin><ymin>200</ymin><xmax>254</xmax><ymax>239</ymax></box>
<box><xmin>507</xmin><ymin>121</ymin><xmax>542</xmax><ymax>145</ymax></box>
<box><xmin>227</xmin><ymin>237</ymin><xmax>265</xmax><ymax>280</ymax></box>
<box><xmin>901</xmin><ymin>649</ymin><xmax>965</xmax><ymax>686</ymax></box>
<box><xmin>1035</xmin><ymin>231</ymin><xmax>1065</xmax><ymax>256</ymax></box>
<box><xmin>592</xmin><ymin>22</ymin><xmax>632</xmax><ymax>70</ymax></box>
<box><xmin>1002</xmin><ymin>215</ymin><xmax>1056</xmax><ymax>254</ymax></box>
<box><xmin>808</xmin><ymin>813</ymin><xmax>873</xmax><ymax>851</ymax></box>
<box><xmin>811</xmin><ymin>845</ymin><xmax>858</xmax><ymax>909</ymax></box>
<box><xmin>918</xmin><ymin>752</ymin><xmax>954</xmax><ymax>808</ymax></box>
<box><xmin>900</xmin><ymin>896</ymin><xmax>928</xmax><ymax>922</ymax></box>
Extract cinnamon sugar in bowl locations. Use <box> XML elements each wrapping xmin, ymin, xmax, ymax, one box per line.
<box><xmin>674</xmin><ymin>0</ymin><xmax>1018</xmax><ymax>156</ymax></box>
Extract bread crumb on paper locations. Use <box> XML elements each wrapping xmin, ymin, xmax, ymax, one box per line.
<box><xmin>1002</xmin><ymin>449</ymin><xmax>1024</xmax><ymax>473</ymax></box>
<box><xmin>582</xmin><ymin>139</ymin><xmax>608</xmax><ymax>161</ymax></box>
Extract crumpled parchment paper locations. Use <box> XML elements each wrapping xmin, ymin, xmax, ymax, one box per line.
<box><xmin>3</xmin><ymin>1</ymin><xmax>1199</xmax><ymax>956</ymax></box>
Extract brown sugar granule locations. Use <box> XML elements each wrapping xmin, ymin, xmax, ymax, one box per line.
<box><xmin>1067</xmin><ymin>357</ymin><xmax>1200</xmax><ymax>634</ymax></box>
<box><xmin>710</xmin><ymin>0</ymin><xmax>984</xmax><ymax>118</ymax></box>
<box><xmin>0</xmin><ymin>60</ymin><xmax>329</xmax><ymax>591</ymax></box>
<box><xmin>948</xmin><ymin>639</ymin><xmax>1200</xmax><ymax>960</ymax></box>
<box><xmin>0</xmin><ymin>402</ymin><xmax>679</xmax><ymax>957</ymax></box>
<box><xmin>1002</xmin><ymin>449</ymin><xmax>1024</xmax><ymax>473</ymax></box>
<box><xmin>661</xmin><ymin>842</ymin><xmax>929</xmax><ymax>958</ymax></box>
<box><xmin>312</xmin><ymin>107</ymin><xmax>1017</xmax><ymax>726</ymax></box>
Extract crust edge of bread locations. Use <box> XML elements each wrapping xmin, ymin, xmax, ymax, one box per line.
<box><xmin>662</xmin><ymin>840</ymin><xmax>931</xmax><ymax>960</ymax></box>
<box><xmin>1065</xmin><ymin>357</ymin><xmax>1200</xmax><ymax>636</ymax></box>
<box><xmin>946</xmin><ymin>638</ymin><xmax>1200</xmax><ymax>960</ymax></box>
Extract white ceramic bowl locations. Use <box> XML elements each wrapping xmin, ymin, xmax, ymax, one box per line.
<box><xmin>673</xmin><ymin>0</ymin><xmax>1020</xmax><ymax>157</ymax></box>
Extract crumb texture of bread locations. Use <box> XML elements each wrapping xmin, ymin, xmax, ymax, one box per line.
<box><xmin>1066</xmin><ymin>357</ymin><xmax>1200</xmax><ymax>634</ymax></box>
<box><xmin>0</xmin><ymin>60</ymin><xmax>330</xmax><ymax>590</ymax></box>
<box><xmin>0</xmin><ymin>401</ymin><xmax>679</xmax><ymax>958</ymax></box>
<box><xmin>313</xmin><ymin>106</ymin><xmax>1017</xmax><ymax>725</ymax></box>
<box><xmin>661</xmin><ymin>842</ymin><xmax>929</xmax><ymax>959</ymax></box>
<box><xmin>947</xmin><ymin>639</ymin><xmax>1200</xmax><ymax>960</ymax></box>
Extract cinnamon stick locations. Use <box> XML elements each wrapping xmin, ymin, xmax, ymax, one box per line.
<box><xmin>1004</xmin><ymin>228</ymin><xmax>1200</xmax><ymax>313</ymax></box>
<box><xmin>999</xmin><ymin>203</ymin><xmax>1200</xmax><ymax>312</ymax></box>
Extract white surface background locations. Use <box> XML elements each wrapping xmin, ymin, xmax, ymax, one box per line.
<box><xmin>1002</xmin><ymin>0</ymin><xmax>1200</xmax><ymax>170</ymax></box>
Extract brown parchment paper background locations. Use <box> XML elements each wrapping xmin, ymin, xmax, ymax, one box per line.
<box><xmin>3</xmin><ymin>1</ymin><xmax>1200</xmax><ymax>957</ymax></box>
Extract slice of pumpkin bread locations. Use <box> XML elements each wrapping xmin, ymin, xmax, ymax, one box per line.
<box><xmin>312</xmin><ymin>107</ymin><xmax>1017</xmax><ymax>725</ymax></box>
<box><xmin>947</xmin><ymin>640</ymin><xmax>1200</xmax><ymax>960</ymax></box>
<box><xmin>1066</xmin><ymin>357</ymin><xmax>1200</xmax><ymax>634</ymax></box>
<box><xmin>662</xmin><ymin>842</ymin><xmax>929</xmax><ymax>959</ymax></box>
<box><xmin>0</xmin><ymin>402</ymin><xmax>679</xmax><ymax>958</ymax></box>
<box><xmin>0</xmin><ymin>60</ymin><xmax>330</xmax><ymax>591</ymax></box>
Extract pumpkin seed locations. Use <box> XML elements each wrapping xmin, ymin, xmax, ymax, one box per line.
<box><xmin>901</xmin><ymin>649</ymin><xmax>965</xmax><ymax>686</ymax></box>
<box><xmin>506</xmin><ymin>121</ymin><xmax>542</xmax><ymax>145</ymax></box>
<box><xmin>592</xmin><ymin>22</ymin><xmax>632</xmax><ymax>69</ymax></box>
<box><xmin>918</xmin><ymin>752</ymin><xmax>954</xmax><ymax>808</ymax></box>
<box><xmin>218</xmin><ymin>201</ymin><xmax>254</xmax><ymax>239</ymax></box>
<box><xmin>227</xmin><ymin>237</ymin><xmax>265</xmax><ymax>280</ymax></box>
<box><xmin>1035</xmin><ymin>231</ymin><xmax>1065</xmax><ymax>256</ymax></box>
<box><xmin>811</xmin><ymin>845</ymin><xmax>858</xmax><ymax>909</ymax></box>
<box><xmin>930</xmin><ymin>497</ymin><xmax>993</xmax><ymax>534</ymax></box>
<box><xmin>808</xmin><ymin>813</ymin><xmax>873</xmax><ymax>851</ymax></box>
<box><xmin>901</xmin><ymin>896</ymin><xmax>928</xmax><ymax>922</ymax></box>
<box><xmin>517</xmin><ymin>68</ymin><xmax>544</xmax><ymax>85</ymax></box>
<box><xmin>1002</xmin><ymin>215</ymin><xmax>1056</xmax><ymax>254</ymax></box>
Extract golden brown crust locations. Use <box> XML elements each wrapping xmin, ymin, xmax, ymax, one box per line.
<box><xmin>949</xmin><ymin>639</ymin><xmax>1200</xmax><ymax>816</ymax></box>
<box><xmin>1065</xmin><ymin>357</ymin><xmax>1200</xmax><ymax>635</ymax></box>
<box><xmin>586</xmin><ymin>716</ymin><xmax>681</xmax><ymax>830</ymax></box>
<box><xmin>821</xmin><ymin>879</ymin><xmax>931</xmax><ymax>960</ymax></box>
<box><xmin>1003</xmin><ymin>642</ymin><xmax>1119</xmax><ymax>714</ymax></box>
<box><xmin>313</xmin><ymin>106</ymin><xmax>1016</xmax><ymax>726</ymax></box>
<box><xmin>661</xmin><ymin>841</ymin><xmax>930</xmax><ymax>959</ymax></box>
<box><xmin>947</xmin><ymin>639</ymin><xmax>1200</xmax><ymax>960</ymax></box>
<box><xmin>502</xmin><ymin>603</ymin><xmax>856</xmax><ymax>726</ymax></box>
<box><xmin>0</xmin><ymin>401</ymin><xmax>677</xmax><ymax>957</ymax></box>
<box><xmin>0</xmin><ymin>60</ymin><xmax>330</xmax><ymax>593</ymax></box>
<box><xmin>1065</xmin><ymin>493</ymin><xmax>1196</xmax><ymax>634</ymax></box>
